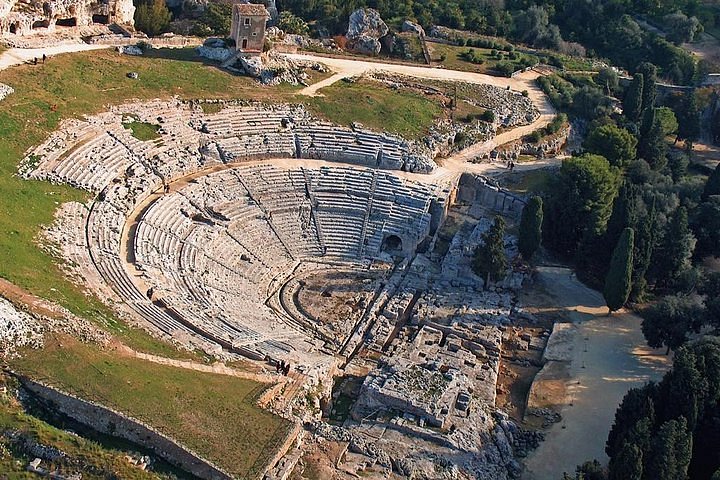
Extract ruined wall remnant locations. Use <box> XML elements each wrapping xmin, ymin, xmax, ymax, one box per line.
<box><xmin>18</xmin><ymin>376</ymin><xmax>232</xmax><ymax>480</ymax></box>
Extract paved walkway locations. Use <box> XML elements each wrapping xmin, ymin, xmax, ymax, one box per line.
<box><xmin>521</xmin><ymin>266</ymin><xmax>671</xmax><ymax>479</ymax></box>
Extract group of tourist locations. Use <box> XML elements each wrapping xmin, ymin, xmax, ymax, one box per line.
<box><xmin>276</xmin><ymin>360</ymin><xmax>291</xmax><ymax>376</ymax></box>
<box><xmin>30</xmin><ymin>54</ymin><xmax>47</xmax><ymax>65</ymax></box>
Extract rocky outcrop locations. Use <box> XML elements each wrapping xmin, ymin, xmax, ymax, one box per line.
<box><xmin>0</xmin><ymin>0</ymin><xmax>134</xmax><ymax>36</ymax></box>
<box><xmin>0</xmin><ymin>83</ymin><xmax>14</xmax><ymax>102</ymax></box>
<box><xmin>346</xmin><ymin>8</ymin><xmax>388</xmax><ymax>55</ymax></box>
<box><xmin>401</xmin><ymin>20</ymin><xmax>424</xmax><ymax>36</ymax></box>
<box><xmin>480</xmin><ymin>125</ymin><xmax>570</xmax><ymax>163</ymax></box>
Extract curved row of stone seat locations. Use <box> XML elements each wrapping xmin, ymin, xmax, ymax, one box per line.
<box><xmin>198</xmin><ymin>104</ymin><xmax>308</xmax><ymax>138</ymax></box>
<box><xmin>24</xmin><ymin>101</ymin><xmax>442</xmax><ymax>359</ymax></box>
<box><xmin>127</xmin><ymin>164</ymin><xmax>437</xmax><ymax>357</ymax></box>
<box><xmin>23</xmin><ymin>101</ymin><xmax>437</xmax><ymax>196</ymax></box>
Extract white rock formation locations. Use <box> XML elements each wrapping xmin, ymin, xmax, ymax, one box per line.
<box><xmin>346</xmin><ymin>8</ymin><xmax>388</xmax><ymax>55</ymax></box>
<box><xmin>401</xmin><ymin>19</ymin><xmax>425</xmax><ymax>36</ymax></box>
<box><xmin>0</xmin><ymin>83</ymin><xmax>14</xmax><ymax>102</ymax></box>
<box><xmin>0</xmin><ymin>297</ymin><xmax>44</xmax><ymax>357</ymax></box>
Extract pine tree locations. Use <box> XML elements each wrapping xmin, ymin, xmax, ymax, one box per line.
<box><xmin>518</xmin><ymin>196</ymin><xmax>543</xmax><ymax>260</ymax></box>
<box><xmin>703</xmin><ymin>163</ymin><xmax>720</xmax><ymax>201</ymax></box>
<box><xmin>584</xmin><ymin>124</ymin><xmax>638</xmax><ymax>168</ymax></box>
<box><xmin>604</xmin><ymin>227</ymin><xmax>634</xmax><ymax>314</ymax></box>
<box><xmin>624</xmin><ymin>73</ymin><xmax>644</xmax><ymax>122</ymax></box>
<box><xmin>641</xmin><ymin>295</ymin><xmax>704</xmax><ymax>354</ymax></box>
<box><xmin>473</xmin><ymin>216</ymin><xmax>507</xmax><ymax>287</ymax></box>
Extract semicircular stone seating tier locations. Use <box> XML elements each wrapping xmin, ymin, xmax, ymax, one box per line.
<box><xmin>22</xmin><ymin>100</ymin><xmax>442</xmax><ymax>362</ymax></box>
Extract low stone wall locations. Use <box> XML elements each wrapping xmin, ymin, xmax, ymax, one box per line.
<box><xmin>457</xmin><ymin>173</ymin><xmax>526</xmax><ymax>220</ymax></box>
<box><xmin>17</xmin><ymin>376</ymin><xmax>233</xmax><ymax>480</ymax></box>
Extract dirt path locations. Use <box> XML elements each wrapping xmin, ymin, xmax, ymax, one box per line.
<box><xmin>285</xmin><ymin>53</ymin><xmax>556</xmax><ymax>164</ymax></box>
<box><xmin>521</xmin><ymin>266</ymin><xmax>670</xmax><ymax>479</ymax></box>
<box><xmin>0</xmin><ymin>43</ymin><xmax>114</xmax><ymax>71</ymax></box>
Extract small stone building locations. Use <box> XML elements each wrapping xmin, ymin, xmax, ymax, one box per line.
<box><xmin>230</xmin><ymin>3</ymin><xmax>269</xmax><ymax>54</ymax></box>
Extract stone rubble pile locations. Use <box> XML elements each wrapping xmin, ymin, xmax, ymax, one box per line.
<box><xmin>0</xmin><ymin>82</ymin><xmax>13</xmax><ymax>102</ymax></box>
<box><xmin>0</xmin><ymin>298</ymin><xmax>44</xmax><ymax>357</ymax></box>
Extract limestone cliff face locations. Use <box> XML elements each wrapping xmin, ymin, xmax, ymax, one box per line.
<box><xmin>0</xmin><ymin>0</ymin><xmax>134</xmax><ymax>36</ymax></box>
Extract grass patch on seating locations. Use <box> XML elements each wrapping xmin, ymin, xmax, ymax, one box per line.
<box><xmin>128</xmin><ymin>121</ymin><xmax>161</xmax><ymax>141</ymax></box>
<box><xmin>11</xmin><ymin>336</ymin><xmax>291</xmax><ymax>479</ymax></box>
<box><xmin>304</xmin><ymin>78</ymin><xmax>443</xmax><ymax>139</ymax></box>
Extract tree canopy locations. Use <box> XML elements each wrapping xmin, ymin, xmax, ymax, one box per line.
<box><xmin>604</xmin><ymin>228</ymin><xmax>634</xmax><ymax>313</ymax></box>
<box><xmin>473</xmin><ymin>216</ymin><xmax>507</xmax><ymax>286</ymax></box>
<box><xmin>518</xmin><ymin>196</ymin><xmax>543</xmax><ymax>261</ymax></box>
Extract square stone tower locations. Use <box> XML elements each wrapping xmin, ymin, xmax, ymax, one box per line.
<box><xmin>230</xmin><ymin>3</ymin><xmax>269</xmax><ymax>54</ymax></box>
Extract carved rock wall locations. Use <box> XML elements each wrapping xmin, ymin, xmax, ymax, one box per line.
<box><xmin>0</xmin><ymin>0</ymin><xmax>134</xmax><ymax>36</ymax></box>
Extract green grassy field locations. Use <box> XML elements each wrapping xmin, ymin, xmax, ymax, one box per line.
<box><xmin>428</xmin><ymin>42</ymin><xmax>508</xmax><ymax>74</ymax></box>
<box><xmin>304</xmin><ymin>78</ymin><xmax>443</xmax><ymax>139</ymax></box>
<box><xmin>11</xmin><ymin>336</ymin><xmax>291</xmax><ymax>479</ymax></box>
<box><xmin>428</xmin><ymin>41</ymin><xmax>601</xmax><ymax>74</ymax></box>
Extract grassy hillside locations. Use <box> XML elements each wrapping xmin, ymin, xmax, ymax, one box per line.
<box><xmin>0</xmin><ymin>377</ymin><xmax>173</xmax><ymax>479</ymax></box>
<box><xmin>11</xmin><ymin>336</ymin><xmax>290</xmax><ymax>479</ymax></box>
<box><xmin>304</xmin><ymin>78</ymin><xmax>443</xmax><ymax>139</ymax></box>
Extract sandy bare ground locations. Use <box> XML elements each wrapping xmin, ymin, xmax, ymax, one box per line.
<box><xmin>521</xmin><ymin>266</ymin><xmax>670</xmax><ymax>480</ymax></box>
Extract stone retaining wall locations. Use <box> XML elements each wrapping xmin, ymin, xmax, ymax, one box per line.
<box><xmin>457</xmin><ymin>173</ymin><xmax>526</xmax><ymax>220</ymax></box>
<box><xmin>17</xmin><ymin>375</ymin><xmax>233</xmax><ymax>480</ymax></box>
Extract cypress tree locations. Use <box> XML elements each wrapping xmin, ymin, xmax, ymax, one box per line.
<box><xmin>676</xmin><ymin>92</ymin><xmax>700</xmax><ymax>144</ymax></box>
<box><xmin>604</xmin><ymin>227</ymin><xmax>634</xmax><ymax>314</ymax></box>
<box><xmin>609</xmin><ymin>442</ymin><xmax>643</xmax><ymax>480</ymax></box>
<box><xmin>518</xmin><ymin>196</ymin><xmax>543</xmax><ymax>261</ymax></box>
<box><xmin>646</xmin><ymin>418</ymin><xmax>692</xmax><ymax>480</ymax></box>
<box><xmin>639</xmin><ymin>108</ymin><xmax>667</xmax><ymax>171</ymax></box>
<box><xmin>606</xmin><ymin>182</ymin><xmax>639</xmax><ymax>253</ymax></box>
<box><xmin>637</xmin><ymin>62</ymin><xmax>658</xmax><ymax>113</ymax></box>
<box><xmin>703</xmin><ymin>164</ymin><xmax>720</xmax><ymax>201</ymax></box>
<box><xmin>473</xmin><ymin>216</ymin><xmax>507</xmax><ymax>287</ymax></box>
<box><xmin>624</xmin><ymin>73</ymin><xmax>644</xmax><ymax>122</ymax></box>
<box><xmin>632</xmin><ymin>200</ymin><xmax>658</xmax><ymax>301</ymax></box>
